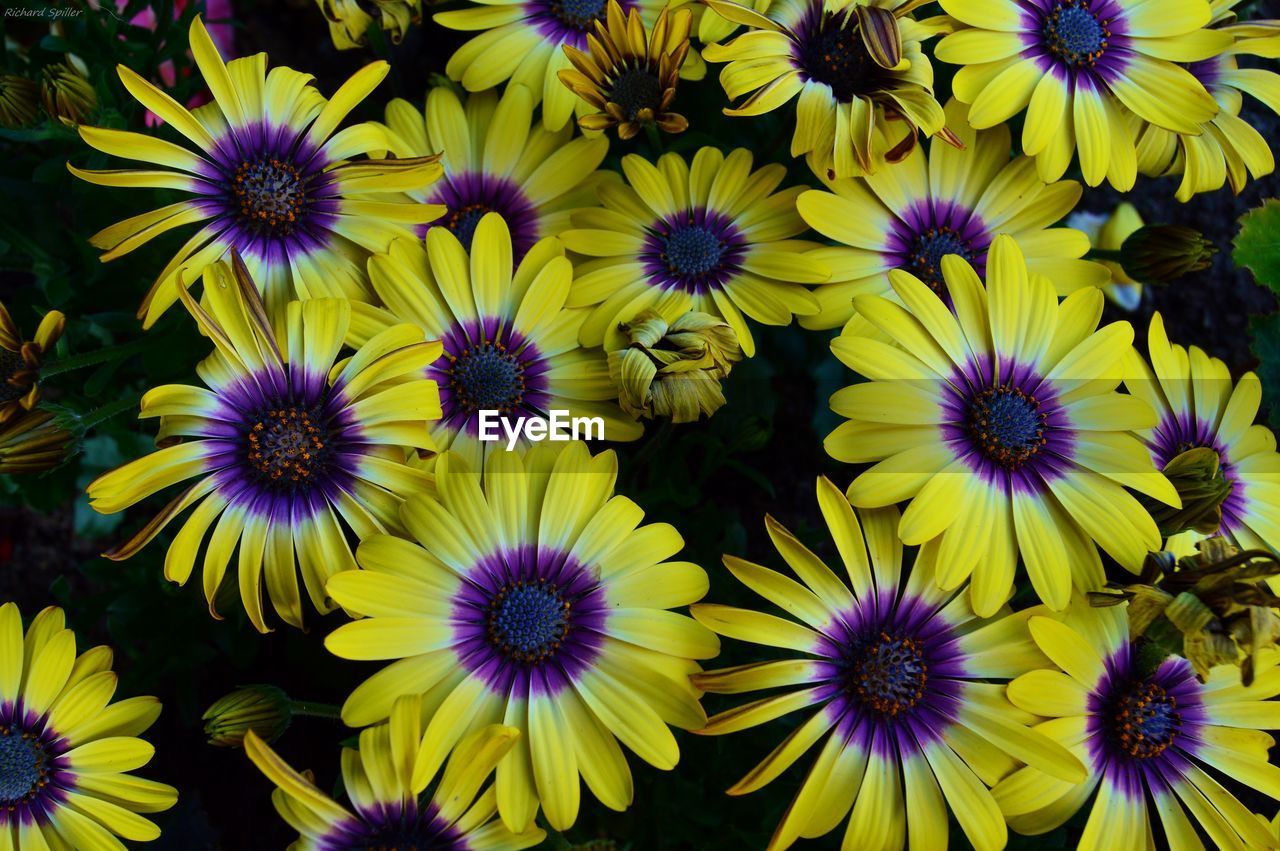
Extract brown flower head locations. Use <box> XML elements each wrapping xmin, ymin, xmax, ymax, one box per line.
<box><xmin>0</xmin><ymin>74</ymin><xmax>40</xmax><ymax>129</ymax></box>
<box><xmin>0</xmin><ymin>303</ymin><xmax>63</xmax><ymax>425</ymax></box>
<box><xmin>559</xmin><ymin>0</ymin><xmax>692</xmax><ymax>140</ymax></box>
<box><xmin>40</xmin><ymin>62</ymin><xmax>96</xmax><ymax>126</ymax></box>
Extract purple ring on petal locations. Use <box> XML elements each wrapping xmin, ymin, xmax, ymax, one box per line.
<box><xmin>427</xmin><ymin>318</ymin><xmax>552</xmax><ymax>437</ymax></box>
<box><xmin>1020</xmin><ymin>0</ymin><xmax>1133</xmax><ymax>84</ymax></box>
<box><xmin>427</xmin><ymin>172</ymin><xmax>540</xmax><ymax>261</ymax></box>
<box><xmin>812</xmin><ymin>589</ymin><xmax>967</xmax><ymax>750</ymax></box>
<box><xmin>450</xmin><ymin>546</ymin><xmax>608</xmax><ymax>699</ymax></box>
<box><xmin>316</xmin><ymin>800</ymin><xmax>464</xmax><ymax>851</ymax></box>
<box><xmin>639</xmin><ymin>207</ymin><xmax>748</xmax><ymax>295</ymax></box>
<box><xmin>1084</xmin><ymin>646</ymin><xmax>1208</xmax><ymax>799</ymax></box>
<box><xmin>523</xmin><ymin>0</ymin><xmax>633</xmax><ymax>48</ymax></box>
<box><xmin>197</xmin><ymin>122</ymin><xmax>342</xmax><ymax>261</ymax></box>
<box><xmin>885</xmin><ymin>200</ymin><xmax>991</xmax><ymax>295</ymax></box>
<box><xmin>0</xmin><ymin>702</ymin><xmax>72</xmax><ymax>828</ymax></box>
<box><xmin>940</xmin><ymin>361</ymin><xmax>1077</xmax><ymax>494</ymax></box>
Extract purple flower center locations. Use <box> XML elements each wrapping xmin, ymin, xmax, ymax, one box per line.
<box><xmin>487</xmin><ymin>579</ymin><xmax>570</xmax><ymax>664</ymax></box>
<box><xmin>1107</xmin><ymin>679</ymin><xmax>1182</xmax><ymax>760</ymax></box>
<box><xmin>442</xmin><ymin>204</ymin><xmax>489</xmax><ymax>252</ymax></box>
<box><xmin>609</xmin><ymin>68</ymin><xmax>664</xmax><ymax>121</ymax></box>
<box><xmin>447</xmin><ymin>342</ymin><xmax>525</xmax><ymax>413</ymax></box>
<box><xmin>663</xmin><ymin>225</ymin><xmax>727</xmax><ymax>278</ymax></box>
<box><xmin>429</xmin><ymin>173</ymin><xmax>540</xmax><ymax>260</ymax></box>
<box><xmin>795</xmin><ymin>9</ymin><xmax>888</xmax><ymax>103</ymax></box>
<box><xmin>548</xmin><ymin>0</ymin><xmax>606</xmax><ymax>32</ymax></box>
<box><xmin>907</xmin><ymin>226</ymin><xmax>973</xmax><ymax>294</ymax></box>
<box><xmin>334</xmin><ymin>804</ymin><xmax>466</xmax><ymax>851</ymax></box>
<box><xmin>847</xmin><ymin>631</ymin><xmax>928</xmax><ymax>716</ymax></box>
<box><xmin>967</xmin><ymin>385</ymin><xmax>1048</xmax><ymax>470</ymax></box>
<box><xmin>1043</xmin><ymin>1</ymin><xmax>1110</xmax><ymax>67</ymax></box>
<box><xmin>0</xmin><ymin>727</ymin><xmax>48</xmax><ymax>807</ymax></box>
<box><xmin>232</xmin><ymin>157</ymin><xmax>311</xmax><ymax>237</ymax></box>
<box><xmin>0</xmin><ymin>349</ymin><xmax>27</xmax><ymax>403</ymax></box>
<box><xmin>246</xmin><ymin>405</ymin><xmax>333</xmax><ymax>489</ymax></box>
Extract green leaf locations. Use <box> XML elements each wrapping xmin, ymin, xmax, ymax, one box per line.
<box><xmin>1234</xmin><ymin>199</ymin><xmax>1280</xmax><ymax>290</ymax></box>
<box><xmin>1250</xmin><ymin>312</ymin><xmax>1280</xmax><ymax>429</ymax></box>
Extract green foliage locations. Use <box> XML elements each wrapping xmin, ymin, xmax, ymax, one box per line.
<box><xmin>1234</xmin><ymin>199</ymin><xmax>1280</xmax><ymax>291</ymax></box>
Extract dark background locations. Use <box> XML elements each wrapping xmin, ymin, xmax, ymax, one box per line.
<box><xmin>0</xmin><ymin>0</ymin><xmax>1278</xmax><ymax>847</ymax></box>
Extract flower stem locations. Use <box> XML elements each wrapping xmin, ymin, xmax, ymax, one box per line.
<box><xmin>1085</xmin><ymin>248</ymin><xmax>1125</xmax><ymax>263</ymax></box>
<box><xmin>645</xmin><ymin>123</ymin><xmax>664</xmax><ymax>156</ymax></box>
<box><xmin>43</xmin><ymin>337</ymin><xmax>151</xmax><ymax>378</ymax></box>
<box><xmin>288</xmin><ymin>700</ymin><xmax>343</xmax><ymax>720</ymax></box>
<box><xmin>72</xmin><ymin>393</ymin><xmax>142</xmax><ymax>433</ymax></box>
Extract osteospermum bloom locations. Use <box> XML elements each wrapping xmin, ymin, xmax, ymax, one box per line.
<box><xmin>936</xmin><ymin>0</ymin><xmax>1227</xmax><ymax>188</ymax></box>
<box><xmin>245</xmin><ymin>695</ymin><xmax>545</xmax><ymax>850</ymax></box>
<box><xmin>0</xmin><ymin>603</ymin><xmax>177</xmax><ymax>848</ymax></box>
<box><xmin>1136</xmin><ymin>2</ymin><xmax>1280</xmax><ymax>201</ymax></box>
<box><xmin>994</xmin><ymin>603</ymin><xmax>1280</xmax><ymax>849</ymax></box>
<box><xmin>356</xmin><ymin>213</ymin><xmax>641</xmax><ymax>471</ymax></box>
<box><xmin>827</xmin><ymin>235</ymin><xmax>1178</xmax><ymax>616</ymax></box>
<box><xmin>797</xmin><ymin>98</ymin><xmax>1107</xmax><ymax>330</ymax></box>
<box><xmin>0</xmin><ymin>301</ymin><xmax>63</xmax><ymax>425</ymax></box>
<box><xmin>559</xmin><ymin>1</ymin><xmax>693</xmax><ymax>139</ymax></box>
<box><xmin>1125</xmin><ymin>312</ymin><xmax>1280</xmax><ymax>557</ymax></box>
<box><xmin>561</xmin><ymin>148</ymin><xmax>827</xmax><ymax>357</ymax></box>
<box><xmin>1067</xmin><ymin>202</ymin><xmax>1145</xmax><ymax>310</ymax></box>
<box><xmin>86</xmin><ymin>258</ymin><xmax>442</xmax><ymax>633</ymax></box>
<box><xmin>434</xmin><ymin>0</ymin><xmax>687</xmax><ymax>131</ymax></box>
<box><xmin>376</xmin><ymin>83</ymin><xmax>607</xmax><ymax>263</ymax></box>
<box><xmin>324</xmin><ymin>443</ymin><xmax>719</xmax><ymax>831</ymax></box>
<box><xmin>691</xmin><ymin>479</ymin><xmax>1085</xmax><ymax>851</ymax></box>
<box><xmin>702</xmin><ymin>0</ymin><xmax>949</xmax><ymax>180</ymax></box>
<box><xmin>70</xmin><ymin>17</ymin><xmax>443</xmax><ymax>330</ymax></box>
<box><xmin>0</xmin><ymin>411</ymin><xmax>73</xmax><ymax>474</ymax></box>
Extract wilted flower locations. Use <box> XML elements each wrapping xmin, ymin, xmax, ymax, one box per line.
<box><xmin>609</xmin><ymin>304</ymin><xmax>742</xmax><ymax>423</ymax></box>
<box><xmin>1139</xmin><ymin>446</ymin><xmax>1234</xmax><ymax>538</ymax></box>
<box><xmin>317</xmin><ymin>0</ymin><xmax>422</xmax><ymax>49</ymax></box>
<box><xmin>1091</xmin><ymin>536</ymin><xmax>1280</xmax><ymax>683</ymax></box>
<box><xmin>559</xmin><ymin>1</ymin><xmax>693</xmax><ymax>139</ymax></box>
<box><xmin>0</xmin><ymin>301</ymin><xmax>64</xmax><ymax>425</ymax></box>
<box><xmin>203</xmin><ymin>685</ymin><xmax>293</xmax><ymax>747</ymax></box>
<box><xmin>40</xmin><ymin>62</ymin><xmax>96</xmax><ymax>126</ymax></box>
<box><xmin>0</xmin><ymin>410</ymin><xmax>73</xmax><ymax>474</ymax></box>
<box><xmin>0</xmin><ymin>74</ymin><xmax>40</xmax><ymax>128</ymax></box>
<box><xmin>1120</xmin><ymin>223</ymin><xmax>1217</xmax><ymax>283</ymax></box>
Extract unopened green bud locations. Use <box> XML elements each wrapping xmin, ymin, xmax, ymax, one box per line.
<box><xmin>202</xmin><ymin>685</ymin><xmax>292</xmax><ymax>747</ymax></box>
<box><xmin>1119</xmin><ymin>224</ymin><xmax>1216</xmax><ymax>283</ymax></box>
<box><xmin>40</xmin><ymin>63</ymin><xmax>96</xmax><ymax>126</ymax></box>
<box><xmin>1144</xmin><ymin>446</ymin><xmax>1233</xmax><ymax>537</ymax></box>
<box><xmin>0</xmin><ymin>75</ymin><xmax>40</xmax><ymax>129</ymax></box>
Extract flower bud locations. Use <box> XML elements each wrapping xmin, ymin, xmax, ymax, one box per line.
<box><xmin>0</xmin><ymin>410</ymin><xmax>73</xmax><ymax>474</ymax></box>
<box><xmin>609</xmin><ymin>308</ymin><xmax>742</xmax><ymax>423</ymax></box>
<box><xmin>1143</xmin><ymin>446</ymin><xmax>1233</xmax><ymax>537</ymax></box>
<box><xmin>0</xmin><ymin>75</ymin><xmax>40</xmax><ymax>129</ymax></box>
<box><xmin>316</xmin><ymin>0</ymin><xmax>422</xmax><ymax>49</ymax></box>
<box><xmin>1119</xmin><ymin>224</ymin><xmax>1216</xmax><ymax>283</ymax></box>
<box><xmin>202</xmin><ymin>685</ymin><xmax>292</xmax><ymax>747</ymax></box>
<box><xmin>40</xmin><ymin>63</ymin><xmax>96</xmax><ymax>126</ymax></box>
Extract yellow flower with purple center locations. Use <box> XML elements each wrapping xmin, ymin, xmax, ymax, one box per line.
<box><xmin>0</xmin><ymin>603</ymin><xmax>177</xmax><ymax>849</ymax></box>
<box><xmin>69</xmin><ymin>17</ymin><xmax>443</xmax><ymax>330</ymax></box>
<box><xmin>994</xmin><ymin>603</ymin><xmax>1280</xmax><ymax>849</ymax></box>
<box><xmin>827</xmin><ymin>235</ymin><xmax>1179</xmax><ymax>616</ymax></box>
<box><xmin>798</xmin><ymin>98</ymin><xmax>1108</xmax><ymax>331</ymax></box>
<box><xmin>0</xmin><ymin>301</ymin><xmax>63</xmax><ymax>425</ymax></box>
<box><xmin>701</xmin><ymin>0</ymin><xmax>949</xmax><ymax>180</ymax></box>
<box><xmin>1125</xmin><ymin>312</ymin><xmax>1280</xmax><ymax>558</ymax></box>
<box><xmin>1136</xmin><ymin>2</ymin><xmax>1280</xmax><ymax>201</ymax></box>
<box><xmin>434</xmin><ymin>0</ymin><xmax>683</xmax><ymax>131</ymax></box>
<box><xmin>936</xmin><ymin>0</ymin><xmax>1228</xmax><ymax>189</ymax></box>
<box><xmin>86</xmin><ymin>257</ymin><xmax>442</xmax><ymax>633</ymax></box>
<box><xmin>245</xmin><ymin>695</ymin><xmax>545</xmax><ymax>850</ymax></box>
<box><xmin>561</xmin><ymin>148</ymin><xmax>827</xmax><ymax>357</ymax></box>
<box><xmin>324</xmin><ymin>442</ymin><xmax>718</xmax><ymax>832</ymax></box>
<box><xmin>376</xmin><ymin>83</ymin><xmax>608</xmax><ymax>263</ymax></box>
<box><xmin>691</xmin><ymin>478</ymin><xmax>1086</xmax><ymax>851</ymax></box>
<box><xmin>355</xmin><ymin>213</ymin><xmax>641</xmax><ymax>471</ymax></box>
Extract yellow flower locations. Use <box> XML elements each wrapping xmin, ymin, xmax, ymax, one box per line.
<box><xmin>40</xmin><ymin>63</ymin><xmax>96</xmax><ymax>126</ymax></box>
<box><xmin>559</xmin><ymin>1</ymin><xmax>694</xmax><ymax>139</ymax></box>
<box><xmin>702</xmin><ymin>0</ymin><xmax>951</xmax><ymax>180</ymax></box>
<box><xmin>1068</xmin><ymin>202</ymin><xmax>1145</xmax><ymax>309</ymax></box>
<box><xmin>316</xmin><ymin>0</ymin><xmax>422</xmax><ymax>49</ymax></box>
<box><xmin>0</xmin><ymin>410</ymin><xmax>73</xmax><ymax>474</ymax></box>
